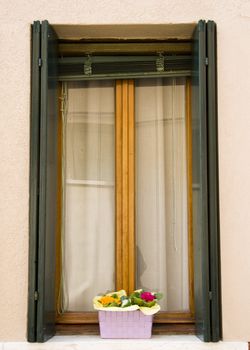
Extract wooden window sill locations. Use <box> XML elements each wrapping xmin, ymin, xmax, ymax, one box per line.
<box><xmin>56</xmin><ymin>322</ymin><xmax>195</xmax><ymax>336</ymax></box>
<box><xmin>56</xmin><ymin>311</ymin><xmax>195</xmax><ymax>336</ymax></box>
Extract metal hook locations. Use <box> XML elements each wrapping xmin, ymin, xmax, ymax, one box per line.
<box><xmin>156</xmin><ymin>53</ymin><xmax>165</xmax><ymax>72</ymax></box>
<box><xmin>84</xmin><ymin>55</ymin><xmax>92</xmax><ymax>75</ymax></box>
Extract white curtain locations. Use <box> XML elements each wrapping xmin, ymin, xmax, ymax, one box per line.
<box><xmin>61</xmin><ymin>77</ymin><xmax>189</xmax><ymax>313</ymax></box>
<box><xmin>135</xmin><ymin>78</ymin><xmax>189</xmax><ymax>311</ymax></box>
<box><xmin>61</xmin><ymin>81</ymin><xmax>115</xmax><ymax>311</ymax></box>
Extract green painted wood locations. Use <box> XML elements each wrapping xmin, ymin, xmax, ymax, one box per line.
<box><xmin>207</xmin><ymin>20</ymin><xmax>222</xmax><ymax>342</ymax></box>
<box><xmin>191</xmin><ymin>20</ymin><xmax>211</xmax><ymax>342</ymax></box>
<box><xmin>59</xmin><ymin>42</ymin><xmax>192</xmax><ymax>55</ymax></box>
<box><xmin>58</xmin><ymin>70</ymin><xmax>191</xmax><ymax>81</ymax></box>
<box><xmin>36</xmin><ymin>20</ymin><xmax>59</xmax><ymax>342</ymax></box>
<box><xmin>28</xmin><ymin>20</ymin><xmax>41</xmax><ymax>343</ymax></box>
<box><xmin>58</xmin><ymin>54</ymin><xmax>191</xmax><ymax>79</ymax></box>
<box><xmin>58</xmin><ymin>55</ymin><xmax>191</xmax><ymax>64</ymax></box>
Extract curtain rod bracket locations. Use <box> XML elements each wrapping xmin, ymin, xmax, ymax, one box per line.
<box><xmin>84</xmin><ymin>55</ymin><xmax>92</xmax><ymax>75</ymax></box>
<box><xmin>156</xmin><ymin>53</ymin><xmax>165</xmax><ymax>72</ymax></box>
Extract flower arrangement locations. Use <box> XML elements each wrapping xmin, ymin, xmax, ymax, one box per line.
<box><xmin>93</xmin><ymin>289</ymin><xmax>163</xmax><ymax>338</ymax></box>
<box><xmin>93</xmin><ymin>289</ymin><xmax>163</xmax><ymax>315</ymax></box>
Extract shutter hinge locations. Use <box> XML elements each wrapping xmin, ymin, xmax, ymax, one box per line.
<box><xmin>38</xmin><ymin>58</ymin><xmax>42</xmax><ymax>67</ymax></box>
<box><xmin>209</xmin><ymin>291</ymin><xmax>212</xmax><ymax>300</ymax></box>
<box><xmin>34</xmin><ymin>291</ymin><xmax>39</xmax><ymax>301</ymax></box>
<box><xmin>205</xmin><ymin>57</ymin><xmax>209</xmax><ymax>66</ymax></box>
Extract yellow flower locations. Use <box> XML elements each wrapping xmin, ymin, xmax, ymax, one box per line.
<box><xmin>99</xmin><ymin>295</ymin><xmax>121</xmax><ymax>306</ymax></box>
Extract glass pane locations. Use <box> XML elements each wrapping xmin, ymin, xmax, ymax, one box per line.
<box><xmin>62</xmin><ymin>81</ymin><xmax>115</xmax><ymax>311</ymax></box>
<box><xmin>135</xmin><ymin>78</ymin><xmax>189</xmax><ymax>312</ymax></box>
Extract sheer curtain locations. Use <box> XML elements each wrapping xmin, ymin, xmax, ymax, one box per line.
<box><xmin>61</xmin><ymin>77</ymin><xmax>189</xmax><ymax>313</ymax></box>
<box><xmin>61</xmin><ymin>81</ymin><xmax>115</xmax><ymax>311</ymax></box>
<box><xmin>135</xmin><ymin>78</ymin><xmax>189</xmax><ymax>311</ymax></box>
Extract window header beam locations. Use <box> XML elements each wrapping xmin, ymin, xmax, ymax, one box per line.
<box><xmin>59</xmin><ymin>70</ymin><xmax>191</xmax><ymax>81</ymax></box>
<box><xmin>58</xmin><ymin>54</ymin><xmax>191</xmax><ymax>81</ymax></box>
<box><xmin>59</xmin><ymin>42</ymin><xmax>191</xmax><ymax>56</ymax></box>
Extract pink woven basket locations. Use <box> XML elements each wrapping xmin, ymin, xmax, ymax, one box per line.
<box><xmin>98</xmin><ymin>310</ymin><xmax>153</xmax><ymax>339</ymax></box>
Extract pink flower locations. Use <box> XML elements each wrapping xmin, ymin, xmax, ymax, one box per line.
<box><xmin>140</xmin><ymin>291</ymin><xmax>155</xmax><ymax>302</ymax></box>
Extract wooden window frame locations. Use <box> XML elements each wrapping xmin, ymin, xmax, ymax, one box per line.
<box><xmin>29</xmin><ymin>20</ymin><xmax>221</xmax><ymax>342</ymax></box>
<box><xmin>56</xmin><ymin>77</ymin><xmax>194</xmax><ymax>334</ymax></box>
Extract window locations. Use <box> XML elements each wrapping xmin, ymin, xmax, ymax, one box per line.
<box><xmin>28</xmin><ymin>20</ymin><xmax>221</xmax><ymax>343</ymax></box>
<box><xmin>57</xmin><ymin>77</ymin><xmax>193</xmax><ymax>322</ymax></box>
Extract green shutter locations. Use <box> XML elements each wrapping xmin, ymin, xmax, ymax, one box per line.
<box><xmin>207</xmin><ymin>21</ymin><xmax>222</xmax><ymax>342</ymax></box>
<box><xmin>28</xmin><ymin>20</ymin><xmax>41</xmax><ymax>343</ymax></box>
<box><xmin>36</xmin><ymin>20</ymin><xmax>59</xmax><ymax>342</ymax></box>
<box><xmin>192</xmin><ymin>20</ymin><xmax>221</xmax><ymax>342</ymax></box>
<box><xmin>28</xmin><ymin>20</ymin><xmax>59</xmax><ymax>342</ymax></box>
<box><xmin>192</xmin><ymin>20</ymin><xmax>211</xmax><ymax>342</ymax></box>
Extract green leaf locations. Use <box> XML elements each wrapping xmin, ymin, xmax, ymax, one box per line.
<box><xmin>144</xmin><ymin>300</ymin><xmax>156</xmax><ymax>307</ymax></box>
<box><xmin>130</xmin><ymin>291</ymin><xmax>140</xmax><ymax>299</ymax></box>
<box><xmin>155</xmin><ymin>292</ymin><xmax>163</xmax><ymax>300</ymax></box>
<box><xmin>108</xmin><ymin>302</ymin><xmax>120</xmax><ymax>307</ymax></box>
<box><xmin>131</xmin><ymin>296</ymin><xmax>144</xmax><ymax>306</ymax></box>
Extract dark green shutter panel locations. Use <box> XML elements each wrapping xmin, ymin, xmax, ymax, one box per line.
<box><xmin>206</xmin><ymin>21</ymin><xmax>222</xmax><ymax>342</ymax></box>
<box><xmin>192</xmin><ymin>20</ymin><xmax>221</xmax><ymax>342</ymax></box>
<box><xmin>36</xmin><ymin>20</ymin><xmax>59</xmax><ymax>342</ymax></box>
<box><xmin>28</xmin><ymin>20</ymin><xmax>59</xmax><ymax>343</ymax></box>
<box><xmin>28</xmin><ymin>20</ymin><xmax>41</xmax><ymax>343</ymax></box>
<box><xmin>192</xmin><ymin>20</ymin><xmax>211</xmax><ymax>342</ymax></box>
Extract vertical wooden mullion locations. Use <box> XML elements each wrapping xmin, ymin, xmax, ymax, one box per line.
<box><xmin>116</xmin><ymin>80</ymin><xmax>135</xmax><ymax>294</ymax></box>
<box><xmin>128</xmin><ymin>80</ymin><xmax>135</xmax><ymax>294</ymax></box>
<box><xmin>115</xmin><ymin>80</ymin><xmax>123</xmax><ymax>289</ymax></box>
<box><xmin>186</xmin><ymin>78</ymin><xmax>195</xmax><ymax>315</ymax></box>
<box><xmin>122</xmin><ymin>81</ymin><xmax>129</xmax><ymax>290</ymax></box>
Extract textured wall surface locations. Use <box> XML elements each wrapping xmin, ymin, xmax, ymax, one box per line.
<box><xmin>0</xmin><ymin>0</ymin><xmax>250</xmax><ymax>342</ymax></box>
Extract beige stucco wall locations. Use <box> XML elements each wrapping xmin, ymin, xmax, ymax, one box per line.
<box><xmin>1</xmin><ymin>0</ymin><xmax>250</xmax><ymax>342</ymax></box>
